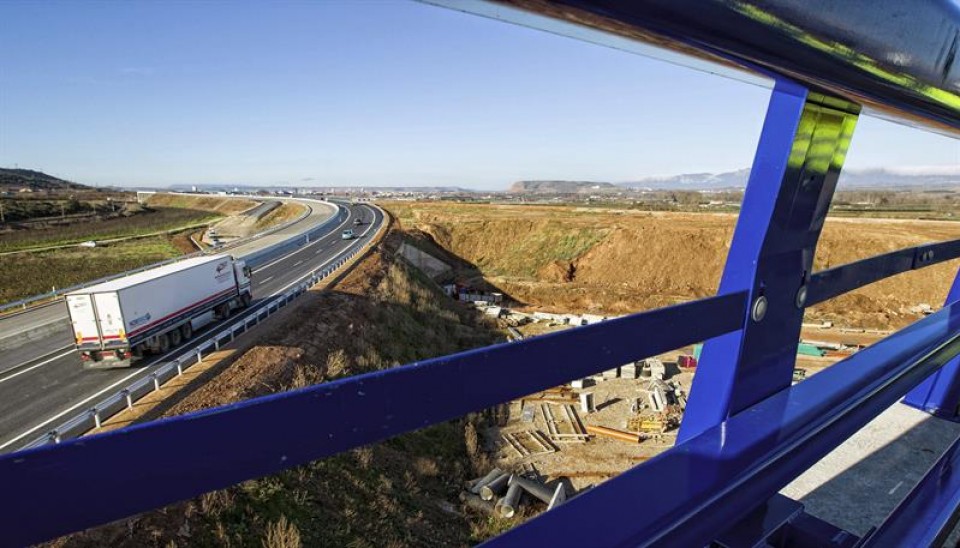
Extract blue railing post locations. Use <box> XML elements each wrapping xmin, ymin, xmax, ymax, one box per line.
<box><xmin>679</xmin><ymin>81</ymin><xmax>860</xmax><ymax>442</ymax></box>
<box><xmin>903</xmin><ymin>270</ymin><xmax>960</xmax><ymax>420</ymax></box>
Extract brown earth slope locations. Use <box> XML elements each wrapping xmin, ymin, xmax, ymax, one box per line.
<box><xmin>386</xmin><ymin>202</ymin><xmax>960</xmax><ymax>329</ymax></box>
<box><xmin>53</xmin><ymin>231</ymin><xmax>503</xmax><ymax>548</ymax></box>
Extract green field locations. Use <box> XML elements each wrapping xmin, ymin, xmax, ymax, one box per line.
<box><xmin>0</xmin><ymin>236</ymin><xmax>184</xmax><ymax>304</ymax></box>
<box><xmin>0</xmin><ymin>206</ymin><xmax>220</xmax><ymax>253</ymax></box>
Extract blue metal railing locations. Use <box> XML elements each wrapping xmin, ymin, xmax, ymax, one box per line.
<box><xmin>3</xmin><ymin>1</ymin><xmax>960</xmax><ymax>546</ymax></box>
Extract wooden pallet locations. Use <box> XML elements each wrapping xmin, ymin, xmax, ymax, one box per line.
<box><xmin>541</xmin><ymin>404</ymin><xmax>589</xmax><ymax>442</ymax></box>
<box><xmin>501</xmin><ymin>430</ymin><xmax>557</xmax><ymax>457</ymax></box>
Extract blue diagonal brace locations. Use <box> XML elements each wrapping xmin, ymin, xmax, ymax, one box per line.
<box><xmin>904</xmin><ymin>270</ymin><xmax>960</xmax><ymax>420</ymax></box>
<box><xmin>679</xmin><ymin>80</ymin><xmax>860</xmax><ymax>442</ymax></box>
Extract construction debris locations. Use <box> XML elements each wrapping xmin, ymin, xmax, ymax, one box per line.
<box><xmin>469</xmin><ymin>467</ymin><xmax>504</xmax><ymax>495</ymax></box>
<box><xmin>501</xmin><ymin>430</ymin><xmax>556</xmax><ymax>458</ymax></box>
<box><xmin>480</xmin><ymin>472</ymin><xmax>510</xmax><ymax>501</ymax></box>
<box><xmin>461</xmin><ymin>469</ymin><xmax>569</xmax><ymax>522</ymax></box>
<box><xmin>460</xmin><ymin>491</ymin><xmax>498</xmax><ymax>517</ymax></box>
<box><xmin>541</xmin><ymin>404</ymin><xmax>589</xmax><ymax>443</ymax></box>
<box><xmin>579</xmin><ymin>392</ymin><xmax>595</xmax><ymax>414</ymax></box>
<box><xmin>585</xmin><ymin>424</ymin><xmax>642</xmax><ymax>443</ymax></box>
<box><xmin>497</xmin><ymin>479</ymin><xmax>523</xmax><ymax>518</ymax></box>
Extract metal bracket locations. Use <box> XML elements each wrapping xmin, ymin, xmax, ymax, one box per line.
<box><xmin>680</xmin><ymin>79</ymin><xmax>860</xmax><ymax>442</ymax></box>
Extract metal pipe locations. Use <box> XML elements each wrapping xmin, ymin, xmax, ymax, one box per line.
<box><xmin>459</xmin><ymin>491</ymin><xmax>498</xmax><ymax>517</ymax></box>
<box><xmin>480</xmin><ymin>472</ymin><xmax>510</xmax><ymax>501</ymax></box>
<box><xmin>585</xmin><ymin>424</ymin><xmax>641</xmax><ymax>443</ymax></box>
<box><xmin>470</xmin><ymin>468</ymin><xmax>504</xmax><ymax>495</ymax></box>
<box><xmin>498</xmin><ymin>480</ymin><xmax>523</xmax><ymax>518</ymax></box>
<box><xmin>509</xmin><ymin>475</ymin><xmax>554</xmax><ymax>505</ymax></box>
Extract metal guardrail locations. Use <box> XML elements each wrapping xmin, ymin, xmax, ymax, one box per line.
<box><xmin>19</xmin><ymin>205</ymin><xmax>384</xmax><ymax>451</ymax></box>
<box><xmin>0</xmin><ymin>195</ymin><xmax>331</xmax><ymax>315</ymax></box>
<box><xmin>6</xmin><ymin>2</ymin><xmax>960</xmax><ymax>546</ymax></box>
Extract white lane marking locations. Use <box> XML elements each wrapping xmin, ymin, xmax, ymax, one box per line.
<box><xmin>252</xmin><ymin>206</ymin><xmax>353</xmax><ymax>274</ymax></box>
<box><xmin>0</xmin><ymin>206</ymin><xmax>380</xmax><ymax>451</ymax></box>
<box><xmin>888</xmin><ymin>480</ymin><xmax>904</xmax><ymax>495</ymax></box>
<box><xmin>0</xmin><ymin>348</ymin><xmax>75</xmax><ymax>386</ymax></box>
<box><xmin>260</xmin><ymin>275</ymin><xmax>274</xmax><ymax>284</ymax></box>
<box><xmin>294</xmin><ymin>261</ymin><xmax>303</xmax><ymax>267</ymax></box>
<box><xmin>273</xmin><ymin>207</ymin><xmax>379</xmax><ymax>294</ymax></box>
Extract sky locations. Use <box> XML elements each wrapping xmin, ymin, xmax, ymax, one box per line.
<box><xmin>0</xmin><ymin>1</ymin><xmax>958</xmax><ymax>190</ymax></box>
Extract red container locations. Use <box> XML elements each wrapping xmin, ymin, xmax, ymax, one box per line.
<box><xmin>678</xmin><ymin>355</ymin><xmax>698</xmax><ymax>369</ymax></box>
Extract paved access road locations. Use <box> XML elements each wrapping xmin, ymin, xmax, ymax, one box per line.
<box><xmin>0</xmin><ymin>201</ymin><xmax>382</xmax><ymax>453</ymax></box>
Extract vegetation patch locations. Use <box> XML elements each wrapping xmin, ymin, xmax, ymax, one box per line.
<box><xmin>0</xmin><ymin>236</ymin><xmax>183</xmax><ymax>303</ymax></box>
<box><xmin>0</xmin><ymin>206</ymin><xmax>219</xmax><ymax>253</ymax></box>
<box><xmin>255</xmin><ymin>202</ymin><xmax>306</xmax><ymax>230</ymax></box>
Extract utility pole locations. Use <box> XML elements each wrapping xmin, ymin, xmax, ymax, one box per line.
<box><xmin>0</xmin><ymin>201</ymin><xmax>5</xmax><ymax>223</ymax></box>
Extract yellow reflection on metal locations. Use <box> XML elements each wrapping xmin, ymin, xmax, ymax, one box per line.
<box><xmin>788</xmin><ymin>96</ymin><xmax>859</xmax><ymax>176</ymax></box>
<box><xmin>731</xmin><ymin>1</ymin><xmax>960</xmax><ymax>113</ymax></box>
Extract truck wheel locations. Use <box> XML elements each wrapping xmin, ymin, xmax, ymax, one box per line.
<box><xmin>131</xmin><ymin>345</ymin><xmax>144</xmax><ymax>359</ymax></box>
<box><xmin>157</xmin><ymin>333</ymin><xmax>171</xmax><ymax>353</ymax></box>
<box><xmin>170</xmin><ymin>328</ymin><xmax>182</xmax><ymax>347</ymax></box>
<box><xmin>241</xmin><ymin>293</ymin><xmax>252</xmax><ymax>308</ymax></box>
<box><xmin>181</xmin><ymin>323</ymin><xmax>193</xmax><ymax>341</ymax></box>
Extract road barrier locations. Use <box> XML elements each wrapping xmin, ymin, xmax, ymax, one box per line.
<box><xmin>18</xmin><ymin>206</ymin><xmax>386</xmax><ymax>451</ymax></box>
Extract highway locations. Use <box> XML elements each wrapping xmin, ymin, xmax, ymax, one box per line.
<box><xmin>0</xmin><ymin>201</ymin><xmax>383</xmax><ymax>453</ymax></box>
<box><xmin>0</xmin><ymin>196</ymin><xmax>339</xmax><ymax>376</ymax></box>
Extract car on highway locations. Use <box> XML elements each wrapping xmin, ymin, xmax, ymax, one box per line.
<box><xmin>354</xmin><ymin>218</ymin><xmax>363</xmax><ymax>225</ymax></box>
<box><xmin>341</xmin><ymin>229</ymin><xmax>355</xmax><ymax>240</ymax></box>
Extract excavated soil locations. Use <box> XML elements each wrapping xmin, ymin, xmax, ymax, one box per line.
<box><xmin>386</xmin><ymin>202</ymin><xmax>960</xmax><ymax>329</ymax></box>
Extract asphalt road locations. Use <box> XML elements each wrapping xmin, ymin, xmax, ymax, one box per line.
<box><xmin>0</xmin><ymin>202</ymin><xmax>382</xmax><ymax>453</ymax></box>
<box><xmin>0</xmin><ymin>197</ymin><xmax>337</xmax><ymax>376</ymax></box>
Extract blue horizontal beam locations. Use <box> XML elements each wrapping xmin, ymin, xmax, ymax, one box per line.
<box><xmin>487</xmin><ymin>298</ymin><xmax>960</xmax><ymax>547</ymax></box>
<box><xmin>807</xmin><ymin>238</ymin><xmax>960</xmax><ymax>306</ymax></box>
<box><xmin>862</xmin><ymin>433</ymin><xmax>960</xmax><ymax>547</ymax></box>
<box><xmin>0</xmin><ymin>292</ymin><xmax>746</xmax><ymax>546</ymax></box>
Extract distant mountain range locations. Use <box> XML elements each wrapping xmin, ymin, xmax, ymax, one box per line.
<box><xmin>513</xmin><ymin>168</ymin><xmax>960</xmax><ymax>194</ymax></box>
<box><xmin>508</xmin><ymin>180</ymin><xmax>621</xmax><ymax>194</ymax></box>
<box><xmin>622</xmin><ymin>168</ymin><xmax>960</xmax><ymax>190</ymax></box>
<box><xmin>0</xmin><ymin>168</ymin><xmax>89</xmax><ymax>192</ymax></box>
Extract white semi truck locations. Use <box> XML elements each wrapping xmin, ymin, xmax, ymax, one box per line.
<box><xmin>66</xmin><ymin>254</ymin><xmax>253</xmax><ymax>366</ymax></box>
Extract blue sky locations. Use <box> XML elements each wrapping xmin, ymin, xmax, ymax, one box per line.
<box><xmin>0</xmin><ymin>1</ymin><xmax>957</xmax><ymax>189</ymax></box>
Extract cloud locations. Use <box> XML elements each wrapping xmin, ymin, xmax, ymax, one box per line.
<box><xmin>884</xmin><ymin>165</ymin><xmax>960</xmax><ymax>175</ymax></box>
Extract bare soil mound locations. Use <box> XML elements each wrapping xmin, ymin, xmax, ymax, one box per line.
<box><xmin>385</xmin><ymin>202</ymin><xmax>960</xmax><ymax>328</ymax></box>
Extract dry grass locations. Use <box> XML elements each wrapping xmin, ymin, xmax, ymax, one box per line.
<box><xmin>146</xmin><ymin>193</ymin><xmax>256</xmax><ymax>216</ymax></box>
<box><xmin>255</xmin><ymin>203</ymin><xmax>306</xmax><ymax>230</ymax></box>
<box><xmin>262</xmin><ymin>516</ymin><xmax>301</xmax><ymax>548</ymax></box>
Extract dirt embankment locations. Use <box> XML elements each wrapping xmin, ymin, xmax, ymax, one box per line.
<box><xmin>53</xmin><ymin>231</ymin><xmax>504</xmax><ymax>548</ymax></box>
<box><xmin>385</xmin><ymin>202</ymin><xmax>960</xmax><ymax>329</ymax></box>
<box><xmin>145</xmin><ymin>193</ymin><xmax>257</xmax><ymax>216</ymax></box>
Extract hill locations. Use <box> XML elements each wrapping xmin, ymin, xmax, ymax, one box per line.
<box><xmin>0</xmin><ymin>168</ymin><xmax>90</xmax><ymax>192</ymax></box>
<box><xmin>508</xmin><ymin>180</ymin><xmax>621</xmax><ymax>194</ymax></box>
<box><xmin>619</xmin><ymin>168</ymin><xmax>960</xmax><ymax>191</ymax></box>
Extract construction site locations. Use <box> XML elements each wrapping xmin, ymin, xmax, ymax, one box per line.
<box><xmin>388</xmin><ymin>204</ymin><xmax>933</xmax><ymax>527</ymax></box>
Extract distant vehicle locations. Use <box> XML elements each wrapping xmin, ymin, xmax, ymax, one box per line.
<box><xmin>78</xmin><ymin>241</ymin><xmax>97</xmax><ymax>248</ymax></box>
<box><xmin>66</xmin><ymin>254</ymin><xmax>252</xmax><ymax>367</ymax></box>
<box><xmin>354</xmin><ymin>218</ymin><xmax>363</xmax><ymax>225</ymax></box>
<box><xmin>341</xmin><ymin>229</ymin><xmax>355</xmax><ymax>240</ymax></box>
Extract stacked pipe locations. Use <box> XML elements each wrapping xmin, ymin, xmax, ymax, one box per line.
<box><xmin>461</xmin><ymin>468</ymin><xmax>568</xmax><ymax>519</ymax></box>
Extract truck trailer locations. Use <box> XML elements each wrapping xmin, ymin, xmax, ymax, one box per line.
<box><xmin>66</xmin><ymin>254</ymin><xmax>253</xmax><ymax>366</ymax></box>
